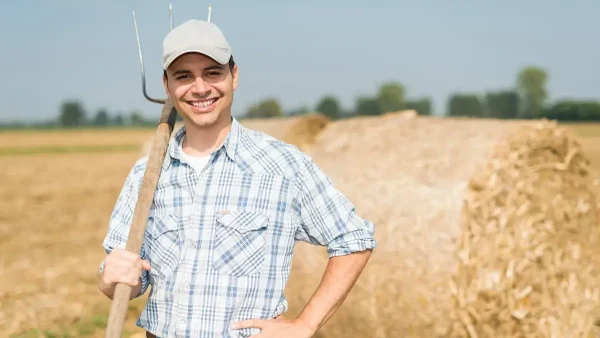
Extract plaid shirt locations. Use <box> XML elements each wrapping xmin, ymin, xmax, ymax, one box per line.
<box><xmin>101</xmin><ymin>117</ymin><xmax>376</xmax><ymax>338</ymax></box>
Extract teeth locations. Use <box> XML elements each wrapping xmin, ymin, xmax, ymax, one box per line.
<box><xmin>191</xmin><ymin>99</ymin><xmax>216</xmax><ymax>108</ymax></box>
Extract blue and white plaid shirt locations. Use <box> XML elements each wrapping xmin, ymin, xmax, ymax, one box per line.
<box><xmin>102</xmin><ymin>117</ymin><xmax>376</xmax><ymax>338</ymax></box>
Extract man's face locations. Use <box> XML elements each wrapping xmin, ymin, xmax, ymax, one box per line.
<box><xmin>163</xmin><ymin>52</ymin><xmax>238</xmax><ymax>129</ymax></box>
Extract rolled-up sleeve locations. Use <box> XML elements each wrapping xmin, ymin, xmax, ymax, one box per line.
<box><xmin>293</xmin><ymin>155</ymin><xmax>376</xmax><ymax>258</ymax></box>
<box><xmin>101</xmin><ymin>163</ymin><xmax>150</xmax><ymax>298</ymax></box>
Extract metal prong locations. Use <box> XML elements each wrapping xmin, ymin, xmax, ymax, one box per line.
<box><xmin>132</xmin><ymin>10</ymin><xmax>166</xmax><ymax>104</ymax></box>
<box><xmin>169</xmin><ymin>3</ymin><xmax>173</xmax><ymax>30</ymax></box>
<box><xmin>207</xmin><ymin>4</ymin><xmax>212</xmax><ymax>23</ymax></box>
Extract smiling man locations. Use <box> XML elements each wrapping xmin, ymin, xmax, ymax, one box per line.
<box><xmin>98</xmin><ymin>19</ymin><xmax>376</xmax><ymax>338</ymax></box>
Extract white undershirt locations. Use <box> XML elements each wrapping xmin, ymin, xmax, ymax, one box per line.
<box><xmin>179</xmin><ymin>136</ymin><xmax>220</xmax><ymax>173</ymax></box>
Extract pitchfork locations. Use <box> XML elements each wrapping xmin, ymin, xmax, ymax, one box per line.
<box><xmin>104</xmin><ymin>4</ymin><xmax>212</xmax><ymax>337</ymax></box>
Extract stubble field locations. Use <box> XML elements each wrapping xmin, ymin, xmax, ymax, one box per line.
<box><xmin>1</xmin><ymin>118</ymin><xmax>600</xmax><ymax>337</ymax></box>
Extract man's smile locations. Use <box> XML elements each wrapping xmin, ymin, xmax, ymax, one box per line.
<box><xmin>186</xmin><ymin>97</ymin><xmax>219</xmax><ymax>112</ymax></box>
<box><xmin>187</xmin><ymin>98</ymin><xmax>218</xmax><ymax>108</ymax></box>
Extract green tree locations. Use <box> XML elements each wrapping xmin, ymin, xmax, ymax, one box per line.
<box><xmin>485</xmin><ymin>90</ymin><xmax>520</xmax><ymax>119</ymax></box>
<box><xmin>377</xmin><ymin>82</ymin><xmax>405</xmax><ymax>113</ymax></box>
<box><xmin>130</xmin><ymin>111</ymin><xmax>145</xmax><ymax>125</ymax></box>
<box><xmin>404</xmin><ymin>98</ymin><xmax>432</xmax><ymax>115</ymax></box>
<box><xmin>355</xmin><ymin>96</ymin><xmax>382</xmax><ymax>116</ymax></box>
<box><xmin>544</xmin><ymin>100</ymin><xmax>600</xmax><ymax>121</ymax></box>
<box><xmin>93</xmin><ymin>108</ymin><xmax>110</xmax><ymax>126</ymax></box>
<box><xmin>516</xmin><ymin>66</ymin><xmax>548</xmax><ymax>119</ymax></box>
<box><xmin>59</xmin><ymin>100</ymin><xmax>86</xmax><ymax>127</ymax></box>
<box><xmin>287</xmin><ymin>106</ymin><xmax>310</xmax><ymax>116</ymax></box>
<box><xmin>447</xmin><ymin>94</ymin><xmax>484</xmax><ymax>117</ymax></box>
<box><xmin>113</xmin><ymin>114</ymin><xmax>124</xmax><ymax>126</ymax></box>
<box><xmin>315</xmin><ymin>95</ymin><xmax>341</xmax><ymax>119</ymax></box>
<box><xmin>246</xmin><ymin>105</ymin><xmax>259</xmax><ymax>118</ymax></box>
<box><xmin>246</xmin><ymin>98</ymin><xmax>283</xmax><ymax>118</ymax></box>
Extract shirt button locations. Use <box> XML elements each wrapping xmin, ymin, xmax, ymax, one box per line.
<box><xmin>184</xmin><ymin>281</ymin><xmax>190</xmax><ymax>286</ymax></box>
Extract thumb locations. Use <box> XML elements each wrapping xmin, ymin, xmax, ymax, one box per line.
<box><xmin>141</xmin><ymin>259</ymin><xmax>151</xmax><ymax>271</ymax></box>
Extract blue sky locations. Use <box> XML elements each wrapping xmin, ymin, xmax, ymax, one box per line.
<box><xmin>1</xmin><ymin>0</ymin><xmax>598</xmax><ymax>122</ymax></box>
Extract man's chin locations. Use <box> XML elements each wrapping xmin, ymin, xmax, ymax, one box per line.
<box><xmin>183</xmin><ymin>112</ymin><xmax>221</xmax><ymax>129</ymax></box>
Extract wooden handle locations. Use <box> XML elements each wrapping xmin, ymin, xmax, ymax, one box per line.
<box><xmin>105</xmin><ymin>101</ymin><xmax>178</xmax><ymax>338</ymax></box>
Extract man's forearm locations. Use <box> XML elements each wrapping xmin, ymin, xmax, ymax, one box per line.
<box><xmin>295</xmin><ymin>249</ymin><xmax>372</xmax><ymax>333</ymax></box>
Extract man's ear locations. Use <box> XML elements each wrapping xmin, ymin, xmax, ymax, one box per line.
<box><xmin>232</xmin><ymin>65</ymin><xmax>239</xmax><ymax>90</ymax></box>
<box><xmin>162</xmin><ymin>74</ymin><xmax>170</xmax><ymax>98</ymax></box>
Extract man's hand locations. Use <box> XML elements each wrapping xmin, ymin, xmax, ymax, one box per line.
<box><xmin>231</xmin><ymin>316</ymin><xmax>315</xmax><ymax>337</ymax></box>
<box><xmin>98</xmin><ymin>248</ymin><xmax>151</xmax><ymax>299</ymax></box>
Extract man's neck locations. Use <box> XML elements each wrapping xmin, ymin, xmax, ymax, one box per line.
<box><xmin>182</xmin><ymin>116</ymin><xmax>232</xmax><ymax>157</ymax></box>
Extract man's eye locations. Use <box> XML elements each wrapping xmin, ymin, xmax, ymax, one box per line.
<box><xmin>207</xmin><ymin>71</ymin><xmax>221</xmax><ymax>76</ymax></box>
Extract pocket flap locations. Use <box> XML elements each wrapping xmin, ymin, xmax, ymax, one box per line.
<box><xmin>148</xmin><ymin>213</ymin><xmax>179</xmax><ymax>238</ymax></box>
<box><xmin>217</xmin><ymin>210</ymin><xmax>269</xmax><ymax>233</ymax></box>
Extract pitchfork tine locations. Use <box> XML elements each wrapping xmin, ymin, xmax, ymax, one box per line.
<box><xmin>132</xmin><ymin>10</ymin><xmax>166</xmax><ymax>104</ymax></box>
<box><xmin>170</xmin><ymin>3</ymin><xmax>173</xmax><ymax>30</ymax></box>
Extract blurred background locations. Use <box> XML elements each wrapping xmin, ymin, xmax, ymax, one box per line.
<box><xmin>1</xmin><ymin>1</ymin><xmax>600</xmax><ymax>337</ymax></box>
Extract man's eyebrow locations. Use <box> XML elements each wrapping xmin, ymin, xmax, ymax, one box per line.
<box><xmin>172</xmin><ymin>69</ymin><xmax>192</xmax><ymax>76</ymax></box>
<box><xmin>205</xmin><ymin>65</ymin><xmax>225</xmax><ymax>71</ymax></box>
<box><xmin>172</xmin><ymin>65</ymin><xmax>224</xmax><ymax>75</ymax></box>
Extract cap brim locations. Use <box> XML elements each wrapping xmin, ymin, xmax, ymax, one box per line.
<box><xmin>162</xmin><ymin>46</ymin><xmax>231</xmax><ymax>70</ymax></box>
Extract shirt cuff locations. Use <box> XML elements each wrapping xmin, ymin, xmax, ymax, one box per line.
<box><xmin>327</xmin><ymin>237</ymin><xmax>377</xmax><ymax>258</ymax></box>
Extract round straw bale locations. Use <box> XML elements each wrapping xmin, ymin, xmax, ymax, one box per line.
<box><xmin>282</xmin><ymin>115</ymin><xmax>600</xmax><ymax>338</ymax></box>
<box><xmin>449</xmin><ymin>120</ymin><xmax>600</xmax><ymax>337</ymax></box>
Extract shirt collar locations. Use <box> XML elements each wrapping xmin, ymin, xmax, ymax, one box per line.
<box><xmin>165</xmin><ymin>116</ymin><xmax>241</xmax><ymax>166</ymax></box>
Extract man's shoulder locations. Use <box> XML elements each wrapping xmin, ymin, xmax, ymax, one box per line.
<box><xmin>238</xmin><ymin>125</ymin><xmax>313</xmax><ymax>179</ymax></box>
<box><xmin>123</xmin><ymin>156</ymin><xmax>151</xmax><ymax>187</ymax></box>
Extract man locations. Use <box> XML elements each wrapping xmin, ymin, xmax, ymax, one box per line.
<box><xmin>98</xmin><ymin>18</ymin><xmax>376</xmax><ymax>338</ymax></box>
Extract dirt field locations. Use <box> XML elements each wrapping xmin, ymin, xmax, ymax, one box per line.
<box><xmin>1</xmin><ymin>119</ymin><xmax>599</xmax><ymax>337</ymax></box>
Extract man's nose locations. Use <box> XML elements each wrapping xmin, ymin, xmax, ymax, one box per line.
<box><xmin>191</xmin><ymin>77</ymin><xmax>210</xmax><ymax>96</ymax></box>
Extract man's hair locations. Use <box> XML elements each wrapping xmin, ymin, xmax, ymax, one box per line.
<box><xmin>163</xmin><ymin>55</ymin><xmax>236</xmax><ymax>79</ymax></box>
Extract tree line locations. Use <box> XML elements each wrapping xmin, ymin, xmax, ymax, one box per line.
<box><xmin>245</xmin><ymin>65</ymin><xmax>600</xmax><ymax>122</ymax></box>
<box><xmin>0</xmin><ymin>103</ymin><xmax>156</xmax><ymax>129</ymax></box>
<box><xmin>2</xmin><ymin>64</ymin><xmax>598</xmax><ymax>130</ymax></box>
<box><xmin>54</xmin><ymin>103</ymin><xmax>154</xmax><ymax>128</ymax></box>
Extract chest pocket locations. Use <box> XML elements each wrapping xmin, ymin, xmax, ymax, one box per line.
<box><xmin>145</xmin><ymin>213</ymin><xmax>182</xmax><ymax>282</ymax></box>
<box><xmin>212</xmin><ymin>210</ymin><xmax>269</xmax><ymax>277</ymax></box>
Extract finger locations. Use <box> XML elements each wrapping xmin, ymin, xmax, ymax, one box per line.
<box><xmin>112</xmin><ymin>274</ymin><xmax>135</xmax><ymax>286</ymax></box>
<box><xmin>123</xmin><ymin>274</ymin><xmax>140</xmax><ymax>286</ymax></box>
<box><xmin>114</xmin><ymin>265</ymin><xmax>138</xmax><ymax>284</ymax></box>
<box><xmin>141</xmin><ymin>259</ymin><xmax>152</xmax><ymax>271</ymax></box>
<box><xmin>231</xmin><ymin>319</ymin><xmax>267</xmax><ymax>330</ymax></box>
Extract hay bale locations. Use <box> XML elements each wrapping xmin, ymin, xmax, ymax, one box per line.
<box><xmin>140</xmin><ymin>113</ymin><xmax>329</xmax><ymax>156</ymax></box>
<box><xmin>451</xmin><ymin>121</ymin><xmax>600</xmax><ymax>337</ymax></box>
<box><xmin>283</xmin><ymin>115</ymin><xmax>600</xmax><ymax>337</ymax></box>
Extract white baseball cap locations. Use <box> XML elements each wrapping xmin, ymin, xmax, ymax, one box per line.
<box><xmin>162</xmin><ymin>19</ymin><xmax>232</xmax><ymax>70</ymax></box>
